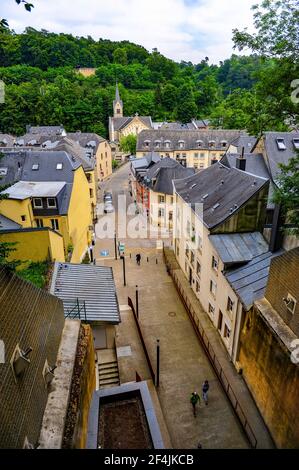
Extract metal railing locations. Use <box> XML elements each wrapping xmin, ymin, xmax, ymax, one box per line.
<box><xmin>128</xmin><ymin>296</ymin><xmax>156</xmax><ymax>384</ymax></box>
<box><xmin>168</xmin><ymin>264</ymin><xmax>258</xmax><ymax>449</ymax></box>
<box><xmin>65</xmin><ymin>298</ymin><xmax>87</xmax><ymax>322</ymax></box>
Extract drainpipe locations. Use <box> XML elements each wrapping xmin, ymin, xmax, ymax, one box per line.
<box><xmin>231</xmin><ymin>299</ymin><xmax>242</xmax><ymax>365</ymax></box>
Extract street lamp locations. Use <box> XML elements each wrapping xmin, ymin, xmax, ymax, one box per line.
<box><xmin>135</xmin><ymin>285</ymin><xmax>139</xmax><ymax>319</ymax></box>
<box><xmin>114</xmin><ymin>231</ymin><xmax>117</xmax><ymax>260</ymax></box>
<box><xmin>156</xmin><ymin>339</ymin><xmax>160</xmax><ymax>388</ymax></box>
<box><xmin>120</xmin><ymin>255</ymin><xmax>126</xmax><ymax>286</ymax></box>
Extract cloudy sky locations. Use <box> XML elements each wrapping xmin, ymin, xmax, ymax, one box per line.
<box><xmin>2</xmin><ymin>0</ymin><xmax>260</xmax><ymax>64</ymax></box>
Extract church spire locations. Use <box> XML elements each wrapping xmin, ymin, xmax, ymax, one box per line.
<box><xmin>113</xmin><ymin>82</ymin><xmax>123</xmax><ymax>117</ymax></box>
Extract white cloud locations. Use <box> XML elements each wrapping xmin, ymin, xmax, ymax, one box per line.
<box><xmin>3</xmin><ymin>0</ymin><xmax>261</xmax><ymax>63</ymax></box>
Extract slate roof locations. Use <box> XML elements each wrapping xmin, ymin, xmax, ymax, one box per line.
<box><xmin>0</xmin><ymin>134</ymin><xmax>15</xmax><ymax>147</ymax></box>
<box><xmin>27</xmin><ymin>125</ymin><xmax>66</xmax><ymax>136</ymax></box>
<box><xmin>225</xmin><ymin>250</ymin><xmax>284</xmax><ymax>311</ymax></box>
<box><xmin>51</xmin><ymin>137</ymin><xmax>95</xmax><ymax>171</ymax></box>
<box><xmin>50</xmin><ymin>262</ymin><xmax>121</xmax><ymax>324</ymax></box>
<box><xmin>0</xmin><ymin>150</ymin><xmax>79</xmax><ymax>187</ymax></box>
<box><xmin>111</xmin><ymin>115</ymin><xmax>153</xmax><ymax>131</ymax></box>
<box><xmin>137</xmin><ymin>129</ymin><xmax>245</xmax><ymax>152</ymax></box>
<box><xmin>67</xmin><ymin>132</ymin><xmax>106</xmax><ymax>150</ymax></box>
<box><xmin>221</xmin><ymin>152</ymin><xmax>270</xmax><ymax>179</ymax></box>
<box><xmin>0</xmin><ymin>215</ymin><xmax>21</xmax><ymax>231</ymax></box>
<box><xmin>143</xmin><ymin>157</ymin><xmax>194</xmax><ymax>195</ymax></box>
<box><xmin>173</xmin><ymin>162</ymin><xmax>269</xmax><ymax>230</ymax></box>
<box><xmin>229</xmin><ymin>135</ymin><xmax>257</xmax><ymax>153</ymax></box>
<box><xmin>209</xmin><ymin>232</ymin><xmax>269</xmax><ymax>265</ymax></box>
<box><xmin>113</xmin><ymin>83</ymin><xmax>123</xmax><ymax>109</ymax></box>
<box><xmin>256</xmin><ymin>131</ymin><xmax>299</xmax><ymax>182</ymax></box>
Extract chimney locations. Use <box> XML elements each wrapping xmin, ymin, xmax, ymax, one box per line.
<box><xmin>236</xmin><ymin>146</ymin><xmax>246</xmax><ymax>171</ymax></box>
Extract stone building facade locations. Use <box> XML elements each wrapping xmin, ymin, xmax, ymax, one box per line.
<box><xmin>239</xmin><ymin>248</ymin><xmax>299</xmax><ymax>448</ymax></box>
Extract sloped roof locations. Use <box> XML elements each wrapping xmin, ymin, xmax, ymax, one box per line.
<box><xmin>225</xmin><ymin>250</ymin><xmax>284</xmax><ymax>311</ymax></box>
<box><xmin>51</xmin><ymin>262</ymin><xmax>121</xmax><ymax>324</ymax></box>
<box><xmin>0</xmin><ymin>134</ymin><xmax>15</xmax><ymax>147</ymax></box>
<box><xmin>221</xmin><ymin>152</ymin><xmax>270</xmax><ymax>179</ymax></box>
<box><xmin>27</xmin><ymin>125</ymin><xmax>66</xmax><ymax>136</ymax></box>
<box><xmin>209</xmin><ymin>232</ymin><xmax>269</xmax><ymax>265</ymax></box>
<box><xmin>67</xmin><ymin>132</ymin><xmax>106</xmax><ymax>149</ymax></box>
<box><xmin>173</xmin><ymin>162</ymin><xmax>269</xmax><ymax>229</ymax></box>
<box><xmin>260</xmin><ymin>131</ymin><xmax>299</xmax><ymax>182</ymax></box>
<box><xmin>111</xmin><ymin>115</ymin><xmax>152</xmax><ymax>131</ymax></box>
<box><xmin>0</xmin><ymin>149</ymin><xmax>79</xmax><ymax>187</ymax></box>
<box><xmin>229</xmin><ymin>135</ymin><xmax>257</xmax><ymax>153</ymax></box>
<box><xmin>0</xmin><ymin>215</ymin><xmax>21</xmax><ymax>231</ymax></box>
<box><xmin>144</xmin><ymin>157</ymin><xmax>194</xmax><ymax>195</ymax></box>
<box><xmin>137</xmin><ymin>129</ymin><xmax>245</xmax><ymax>152</ymax></box>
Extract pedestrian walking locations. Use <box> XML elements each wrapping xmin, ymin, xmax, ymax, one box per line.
<box><xmin>136</xmin><ymin>253</ymin><xmax>141</xmax><ymax>265</ymax></box>
<box><xmin>202</xmin><ymin>380</ymin><xmax>209</xmax><ymax>405</ymax></box>
<box><xmin>190</xmin><ymin>391</ymin><xmax>200</xmax><ymax>417</ymax></box>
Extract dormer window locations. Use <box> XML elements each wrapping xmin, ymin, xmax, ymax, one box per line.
<box><xmin>178</xmin><ymin>140</ymin><xmax>185</xmax><ymax>149</ymax></box>
<box><xmin>47</xmin><ymin>198</ymin><xmax>56</xmax><ymax>208</ymax></box>
<box><xmin>293</xmin><ymin>138</ymin><xmax>299</xmax><ymax>150</ymax></box>
<box><xmin>32</xmin><ymin>164</ymin><xmax>39</xmax><ymax>171</ymax></box>
<box><xmin>276</xmin><ymin>138</ymin><xmax>286</xmax><ymax>150</ymax></box>
<box><xmin>221</xmin><ymin>140</ymin><xmax>227</xmax><ymax>148</ymax></box>
<box><xmin>144</xmin><ymin>140</ymin><xmax>150</xmax><ymax>148</ymax></box>
<box><xmin>209</xmin><ymin>140</ymin><xmax>215</xmax><ymax>148</ymax></box>
<box><xmin>165</xmin><ymin>140</ymin><xmax>171</xmax><ymax>149</ymax></box>
<box><xmin>56</xmin><ymin>163</ymin><xmax>63</xmax><ymax>170</ymax></box>
<box><xmin>154</xmin><ymin>140</ymin><xmax>161</xmax><ymax>148</ymax></box>
<box><xmin>33</xmin><ymin>198</ymin><xmax>43</xmax><ymax>209</ymax></box>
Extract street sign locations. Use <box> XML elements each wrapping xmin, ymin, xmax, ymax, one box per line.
<box><xmin>118</xmin><ymin>242</ymin><xmax>125</xmax><ymax>255</ymax></box>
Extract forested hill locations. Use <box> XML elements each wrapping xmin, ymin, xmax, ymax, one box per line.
<box><xmin>0</xmin><ymin>28</ymin><xmax>290</xmax><ymax>137</ymax></box>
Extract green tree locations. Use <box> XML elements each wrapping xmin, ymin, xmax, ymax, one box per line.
<box><xmin>273</xmin><ymin>152</ymin><xmax>299</xmax><ymax>237</ymax></box>
<box><xmin>175</xmin><ymin>84</ymin><xmax>197</xmax><ymax>123</ymax></box>
<box><xmin>113</xmin><ymin>47</ymin><xmax>128</xmax><ymax>65</ymax></box>
<box><xmin>120</xmin><ymin>134</ymin><xmax>137</xmax><ymax>155</ymax></box>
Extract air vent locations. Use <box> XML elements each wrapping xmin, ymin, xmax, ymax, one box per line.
<box><xmin>212</xmin><ymin>203</ymin><xmax>220</xmax><ymax>210</ymax></box>
<box><xmin>191</xmin><ymin>183</ymin><xmax>197</xmax><ymax>189</ymax></box>
<box><xmin>293</xmin><ymin>138</ymin><xmax>299</xmax><ymax>150</ymax></box>
<box><xmin>32</xmin><ymin>164</ymin><xmax>39</xmax><ymax>171</ymax></box>
<box><xmin>202</xmin><ymin>194</ymin><xmax>209</xmax><ymax>200</ymax></box>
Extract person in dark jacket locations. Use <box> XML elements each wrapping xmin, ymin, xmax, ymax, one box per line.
<box><xmin>190</xmin><ymin>391</ymin><xmax>200</xmax><ymax>417</ymax></box>
<box><xmin>136</xmin><ymin>253</ymin><xmax>141</xmax><ymax>265</ymax></box>
<box><xmin>202</xmin><ymin>380</ymin><xmax>209</xmax><ymax>405</ymax></box>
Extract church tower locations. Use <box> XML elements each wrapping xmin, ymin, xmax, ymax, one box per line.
<box><xmin>113</xmin><ymin>83</ymin><xmax>123</xmax><ymax>118</ymax></box>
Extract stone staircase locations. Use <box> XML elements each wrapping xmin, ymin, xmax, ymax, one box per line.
<box><xmin>97</xmin><ymin>349</ymin><xmax>120</xmax><ymax>389</ymax></box>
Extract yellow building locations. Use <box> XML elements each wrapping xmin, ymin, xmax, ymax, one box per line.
<box><xmin>67</xmin><ymin>132</ymin><xmax>112</xmax><ymax>181</ymax></box>
<box><xmin>109</xmin><ymin>84</ymin><xmax>153</xmax><ymax>144</ymax></box>
<box><xmin>136</xmin><ymin>129</ymin><xmax>245</xmax><ymax>170</ymax></box>
<box><xmin>0</xmin><ymin>150</ymin><xmax>93</xmax><ymax>263</ymax></box>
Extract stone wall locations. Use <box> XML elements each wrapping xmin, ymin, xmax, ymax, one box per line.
<box><xmin>62</xmin><ymin>324</ymin><xmax>96</xmax><ymax>448</ymax></box>
<box><xmin>0</xmin><ymin>267</ymin><xmax>65</xmax><ymax>448</ymax></box>
<box><xmin>239</xmin><ymin>305</ymin><xmax>299</xmax><ymax>448</ymax></box>
<box><xmin>265</xmin><ymin>248</ymin><xmax>299</xmax><ymax>336</ymax></box>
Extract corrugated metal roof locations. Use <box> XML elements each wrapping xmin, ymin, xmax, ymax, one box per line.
<box><xmin>209</xmin><ymin>232</ymin><xmax>269</xmax><ymax>264</ymax></box>
<box><xmin>225</xmin><ymin>250</ymin><xmax>284</xmax><ymax>311</ymax></box>
<box><xmin>50</xmin><ymin>262</ymin><xmax>121</xmax><ymax>324</ymax></box>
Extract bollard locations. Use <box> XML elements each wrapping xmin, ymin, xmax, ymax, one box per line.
<box><xmin>156</xmin><ymin>258</ymin><xmax>158</xmax><ymax>264</ymax></box>
<box><xmin>147</xmin><ymin>257</ymin><xmax>149</xmax><ymax>263</ymax></box>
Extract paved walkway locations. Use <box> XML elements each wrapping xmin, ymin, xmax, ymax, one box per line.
<box><xmin>97</xmin><ymin>250</ymin><xmax>249</xmax><ymax>449</ymax></box>
<box><xmin>163</xmin><ymin>248</ymin><xmax>275</xmax><ymax>449</ymax></box>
